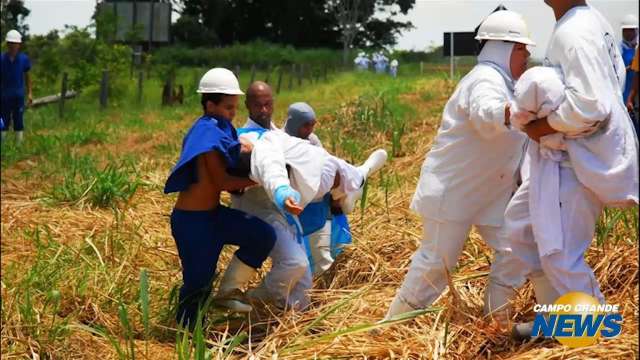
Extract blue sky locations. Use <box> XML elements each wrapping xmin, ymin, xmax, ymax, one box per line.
<box><xmin>24</xmin><ymin>0</ymin><xmax>639</xmax><ymax>60</ymax></box>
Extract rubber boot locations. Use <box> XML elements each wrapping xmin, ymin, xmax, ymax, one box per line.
<box><xmin>215</xmin><ymin>256</ymin><xmax>256</xmax><ymax>313</ymax></box>
<box><xmin>341</xmin><ymin>149</ymin><xmax>388</xmax><ymax>213</ymax></box>
<box><xmin>511</xmin><ymin>274</ymin><xmax>560</xmax><ymax>341</ymax></box>
<box><xmin>483</xmin><ymin>279</ymin><xmax>516</xmax><ymax>331</ymax></box>
<box><xmin>15</xmin><ymin>131</ymin><xmax>23</xmax><ymax>144</ymax></box>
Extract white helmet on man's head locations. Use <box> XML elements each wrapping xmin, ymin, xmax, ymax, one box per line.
<box><xmin>197</xmin><ymin>67</ymin><xmax>244</xmax><ymax>95</ymax></box>
<box><xmin>5</xmin><ymin>29</ymin><xmax>22</xmax><ymax>43</ymax></box>
<box><xmin>475</xmin><ymin>10</ymin><xmax>535</xmax><ymax>46</ymax></box>
<box><xmin>621</xmin><ymin>14</ymin><xmax>639</xmax><ymax>29</ymax></box>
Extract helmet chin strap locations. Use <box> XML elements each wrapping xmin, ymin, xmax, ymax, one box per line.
<box><xmin>477</xmin><ymin>40</ymin><xmax>516</xmax><ymax>80</ymax></box>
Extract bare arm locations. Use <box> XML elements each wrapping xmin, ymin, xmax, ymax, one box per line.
<box><xmin>627</xmin><ymin>73</ymin><xmax>639</xmax><ymax>112</ymax></box>
<box><xmin>523</xmin><ymin>117</ymin><xmax>558</xmax><ymax>143</ymax></box>
<box><xmin>25</xmin><ymin>72</ymin><xmax>32</xmax><ymax>106</ymax></box>
<box><xmin>203</xmin><ymin>151</ymin><xmax>255</xmax><ymax>192</ymax></box>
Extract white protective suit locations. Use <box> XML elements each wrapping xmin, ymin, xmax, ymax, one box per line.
<box><xmin>504</xmin><ymin>5</ymin><xmax>639</xmax><ymax>304</ymax></box>
<box><xmin>391</xmin><ymin>40</ymin><xmax>529</xmax><ymax>314</ymax></box>
<box><xmin>231</xmin><ymin>118</ymin><xmax>312</xmax><ymax>310</ymax></box>
<box><xmin>390</xmin><ymin>59</ymin><xmax>399</xmax><ymax>78</ymax></box>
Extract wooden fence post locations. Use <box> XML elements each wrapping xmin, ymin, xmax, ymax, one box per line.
<box><xmin>297</xmin><ymin>64</ymin><xmax>303</xmax><ymax>87</ymax></box>
<box><xmin>324</xmin><ymin>65</ymin><xmax>328</xmax><ymax>81</ymax></box>
<box><xmin>250</xmin><ymin>64</ymin><xmax>256</xmax><ymax>84</ymax></box>
<box><xmin>420</xmin><ymin>61</ymin><xmax>424</xmax><ymax>75</ymax></box>
<box><xmin>288</xmin><ymin>64</ymin><xmax>295</xmax><ymax>90</ymax></box>
<box><xmin>276</xmin><ymin>66</ymin><xmax>284</xmax><ymax>93</ymax></box>
<box><xmin>265</xmin><ymin>65</ymin><xmax>272</xmax><ymax>84</ymax></box>
<box><xmin>59</xmin><ymin>72</ymin><xmax>68</xmax><ymax>118</ymax></box>
<box><xmin>100</xmin><ymin>70</ymin><xmax>108</xmax><ymax>109</ymax></box>
<box><xmin>137</xmin><ymin>71</ymin><xmax>144</xmax><ymax>104</ymax></box>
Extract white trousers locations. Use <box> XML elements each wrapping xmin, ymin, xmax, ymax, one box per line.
<box><xmin>308</xmin><ymin>221</ymin><xmax>333</xmax><ymax>275</ymax></box>
<box><xmin>260</xmin><ymin>221</ymin><xmax>312</xmax><ymax>310</ymax></box>
<box><xmin>316</xmin><ymin>155</ymin><xmax>363</xmax><ymax>202</ymax></box>
<box><xmin>396</xmin><ymin>216</ymin><xmax>528</xmax><ymax>309</ymax></box>
<box><xmin>504</xmin><ymin>166</ymin><xmax>604</xmax><ymax>303</ymax></box>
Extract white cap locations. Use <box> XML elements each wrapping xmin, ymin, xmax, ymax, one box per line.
<box><xmin>5</xmin><ymin>29</ymin><xmax>22</xmax><ymax>43</ymax></box>
<box><xmin>621</xmin><ymin>14</ymin><xmax>639</xmax><ymax>29</ymax></box>
<box><xmin>475</xmin><ymin>10</ymin><xmax>536</xmax><ymax>46</ymax></box>
<box><xmin>197</xmin><ymin>67</ymin><xmax>244</xmax><ymax>95</ymax></box>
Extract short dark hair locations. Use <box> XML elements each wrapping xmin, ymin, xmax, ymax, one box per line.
<box><xmin>201</xmin><ymin>93</ymin><xmax>228</xmax><ymax>111</ymax></box>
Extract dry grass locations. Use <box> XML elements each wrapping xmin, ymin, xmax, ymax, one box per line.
<box><xmin>1</xmin><ymin>73</ymin><xmax>637</xmax><ymax>359</ymax></box>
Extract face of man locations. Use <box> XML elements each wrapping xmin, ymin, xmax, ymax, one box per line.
<box><xmin>207</xmin><ymin>95</ymin><xmax>239</xmax><ymax>121</ymax></box>
<box><xmin>297</xmin><ymin>120</ymin><xmax>316</xmax><ymax>140</ymax></box>
<box><xmin>623</xmin><ymin>28</ymin><xmax>638</xmax><ymax>42</ymax></box>
<box><xmin>6</xmin><ymin>42</ymin><xmax>20</xmax><ymax>56</ymax></box>
<box><xmin>245</xmin><ymin>85</ymin><xmax>274</xmax><ymax>126</ymax></box>
<box><xmin>510</xmin><ymin>43</ymin><xmax>530</xmax><ymax>80</ymax></box>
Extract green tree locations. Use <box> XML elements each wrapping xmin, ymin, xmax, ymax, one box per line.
<box><xmin>1</xmin><ymin>0</ymin><xmax>30</xmax><ymax>40</ymax></box>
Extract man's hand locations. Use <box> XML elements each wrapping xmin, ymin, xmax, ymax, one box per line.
<box><xmin>523</xmin><ymin>117</ymin><xmax>557</xmax><ymax>143</ymax></box>
<box><xmin>27</xmin><ymin>93</ymin><xmax>33</xmax><ymax>107</ymax></box>
<box><xmin>627</xmin><ymin>99</ymin><xmax>635</xmax><ymax>112</ymax></box>
<box><xmin>284</xmin><ymin>197</ymin><xmax>303</xmax><ymax>215</ymax></box>
<box><xmin>239</xmin><ymin>136</ymin><xmax>254</xmax><ymax>153</ymax></box>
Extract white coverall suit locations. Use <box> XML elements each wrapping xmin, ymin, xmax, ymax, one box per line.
<box><xmin>504</xmin><ymin>5</ymin><xmax>639</xmax><ymax>304</ymax></box>
<box><xmin>231</xmin><ymin>119</ymin><xmax>312</xmax><ymax>310</ymax></box>
<box><xmin>389</xmin><ymin>41</ymin><xmax>529</xmax><ymax>319</ymax></box>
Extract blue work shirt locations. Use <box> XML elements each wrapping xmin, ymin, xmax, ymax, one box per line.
<box><xmin>621</xmin><ymin>41</ymin><xmax>636</xmax><ymax>102</ymax></box>
<box><xmin>164</xmin><ymin>115</ymin><xmax>240</xmax><ymax>194</ymax></box>
<box><xmin>1</xmin><ymin>52</ymin><xmax>31</xmax><ymax>98</ymax></box>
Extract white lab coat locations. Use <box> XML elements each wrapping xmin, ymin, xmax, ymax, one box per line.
<box><xmin>392</xmin><ymin>62</ymin><xmax>529</xmax><ymax>312</ymax></box>
<box><xmin>231</xmin><ymin>118</ymin><xmax>312</xmax><ymax>310</ymax></box>
<box><xmin>411</xmin><ymin>63</ymin><xmax>526</xmax><ymax>229</ymax></box>
<box><xmin>543</xmin><ymin>5</ymin><xmax>639</xmax><ymax>207</ymax></box>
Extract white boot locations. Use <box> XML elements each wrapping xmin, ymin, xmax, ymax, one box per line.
<box><xmin>1</xmin><ymin>132</ymin><xmax>6</xmax><ymax>141</ymax></box>
<box><xmin>15</xmin><ymin>131</ymin><xmax>24</xmax><ymax>144</ymax></box>
<box><xmin>340</xmin><ymin>149</ymin><xmax>388</xmax><ymax>213</ymax></box>
<box><xmin>215</xmin><ymin>256</ymin><xmax>256</xmax><ymax>313</ymax></box>
<box><xmin>511</xmin><ymin>274</ymin><xmax>560</xmax><ymax>341</ymax></box>
<box><xmin>483</xmin><ymin>279</ymin><xmax>516</xmax><ymax>330</ymax></box>
<box><xmin>383</xmin><ymin>294</ymin><xmax>414</xmax><ymax>321</ymax></box>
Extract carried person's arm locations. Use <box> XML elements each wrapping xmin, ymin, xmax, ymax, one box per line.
<box><xmin>203</xmin><ymin>151</ymin><xmax>255</xmax><ymax>192</ymax></box>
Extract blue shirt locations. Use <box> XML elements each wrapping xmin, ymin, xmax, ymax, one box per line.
<box><xmin>621</xmin><ymin>41</ymin><xmax>636</xmax><ymax>102</ymax></box>
<box><xmin>164</xmin><ymin>115</ymin><xmax>240</xmax><ymax>194</ymax></box>
<box><xmin>1</xmin><ymin>52</ymin><xmax>31</xmax><ymax>98</ymax></box>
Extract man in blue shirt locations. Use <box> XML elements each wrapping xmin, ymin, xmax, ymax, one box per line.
<box><xmin>620</xmin><ymin>15</ymin><xmax>638</xmax><ymax>106</ymax></box>
<box><xmin>1</xmin><ymin>29</ymin><xmax>32</xmax><ymax>143</ymax></box>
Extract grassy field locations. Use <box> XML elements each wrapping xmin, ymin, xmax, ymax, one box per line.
<box><xmin>1</xmin><ymin>67</ymin><xmax>638</xmax><ymax>359</ymax></box>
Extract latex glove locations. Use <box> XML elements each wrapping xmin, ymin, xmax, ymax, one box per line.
<box><xmin>274</xmin><ymin>185</ymin><xmax>303</xmax><ymax>215</ymax></box>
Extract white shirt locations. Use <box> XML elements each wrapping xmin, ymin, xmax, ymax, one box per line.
<box><xmin>410</xmin><ymin>63</ymin><xmax>526</xmax><ymax>226</ymax></box>
<box><xmin>544</xmin><ymin>5</ymin><xmax>639</xmax><ymax>206</ymax></box>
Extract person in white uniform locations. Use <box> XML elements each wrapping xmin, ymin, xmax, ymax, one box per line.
<box><xmin>389</xmin><ymin>59</ymin><xmax>399</xmax><ymax>78</ymax></box>
<box><xmin>284</xmin><ymin>102</ymin><xmax>335</xmax><ymax>275</ymax></box>
<box><xmin>378</xmin><ymin>10</ymin><xmax>534</xmax><ymax>330</ymax></box>
<box><xmin>231</xmin><ymin>81</ymin><xmax>313</xmax><ymax>311</ymax></box>
<box><xmin>506</xmin><ymin>0</ymin><xmax>639</xmax><ymax>340</ymax></box>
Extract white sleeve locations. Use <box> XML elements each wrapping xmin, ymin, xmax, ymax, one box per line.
<box><xmin>468</xmin><ymin>78</ymin><xmax>510</xmax><ymax>139</ymax></box>
<box><xmin>250</xmin><ymin>133</ymin><xmax>291</xmax><ymax>203</ymax></box>
<box><xmin>547</xmin><ymin>43</ymin><xmax>611</xmax><ymax>135</ymax></box>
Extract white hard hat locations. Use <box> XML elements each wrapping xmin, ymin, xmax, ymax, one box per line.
<box><xmin>197</xmin><ymin>67</ymin><xmax>244</xmax><ymax>95</ymax></box>
<box><xmin>5</xmin><ymin>29</ymin><xmax>22</xmax><ymax>43</ymax></box>
<box><xmin>621</xmin><ymin>14</ymin><xmax>639</xmax><ymax>29</ymax></box>
<box><xmin>475</xmin><ymin>10</ymin><xmax>535</xmax><ymax>46</ymax></box>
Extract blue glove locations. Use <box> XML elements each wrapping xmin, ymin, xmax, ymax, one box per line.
<box><xmin>274</xmin><ymin>185</ymin><xmax>301</xmax><ymax>211</ymax></box>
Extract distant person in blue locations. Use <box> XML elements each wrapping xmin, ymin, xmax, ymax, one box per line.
<box><xmin>620</xmin><ymin>14</ymin><xmax>638</xmax><ymax>105</ymax></box>
<box><xmin>1</xmin><ymin>30</ymin><xmax>32</xmax><ymax>144</ymax></box>
<box><xmin>164</xmin><ymin>68</ymin><xmax>276</xmax><ymax>328</ymax></box>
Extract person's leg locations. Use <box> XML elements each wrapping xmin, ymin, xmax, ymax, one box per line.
<box><xmin>477</xmin><ymin>224</ymin><xmax>528</xmax><ymax>329</ymax></box>
<box><xmin>384</xmin><ymin>217</ymin><xmax>472</xmax><ymax>319</ymax></box>
<box><xmin>1</xmin><ymin>97</ymin><xmax>12</xmax><ymax>140</ymax></box>
<box><xmin>308</xmin><ymin>220</ymin><xmax>333</xmax><ymax>275</ymax></box>
<box><xmin>251</xmin><ymin>221</ymin><xmax>311</xmax><ymax>310</ymax></box>
<box><xmin>171</xmin><ymin>209</ymin><xmax>224</xmax><ymax>328</ymax></box>
<box><xmin>212</xmin><ymin>206</ymin><xmax>276</xmax><ymax>312</ymax></box>
<box><xmin>539</xmin><ymin>167</ymin><xmax>604</xmax><ymax>303</ymax></box>
<box><xmin>12</xmin><ymin>96</ymin><xmax>25</xmax><ymax>142</ymax></box>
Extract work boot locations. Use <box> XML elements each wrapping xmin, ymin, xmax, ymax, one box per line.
<box><xmin>511</xmin><ymin>274</ymin><xmax>560</xmax><ymax>341</ymax></box>
<box><xmin>369</xmin><ymin>294</ymin><xmax>415</xmax><ymax>336</ymax></box>
<box><xmin>15</xmin><ymin>131</ymin><xmax>23</xmax><ymax>144</ymax></box>
<box><xmin>483</xmin><ymin>279</ymin><xmax>516</xmax><ymax>331</ymax></box>
<box><xmin>340</xmin><ymin>149</ymin><xmax>388</xmax><ymax>213</ymax></box>
<box><xmin>1</xmin><ymin>132</ymin><xmax>6</xmax><ymax>141</ymax></box>
<box><xmin>215</xmin><ymin>256</ymin><xmax>256</xmax><ymax>313</ymax></box>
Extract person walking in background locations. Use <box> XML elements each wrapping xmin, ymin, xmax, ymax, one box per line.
<box><xmin>620</xmin><ymin>14</ymin><xmax>638</xmax><ymax>107</ymax></box>
<box><xmin>1</xmin><ymin>30</ymin><xmax>32</xmax><ymax>144</ymax></box>
<box><xmin>390</xmin><ymin>59</ymin><xmax>399</xmax><ymax>78</ymax></box>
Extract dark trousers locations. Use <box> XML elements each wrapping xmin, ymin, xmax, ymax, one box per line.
<box><xmin>170</xmin><ymin>206</ymin><xmax>276</xmax><ymax>327</ymax></box>
<box><xmin>1</xmin><ymin>95</ymin><xmax>25</xmax><ymax>132</ymax></box>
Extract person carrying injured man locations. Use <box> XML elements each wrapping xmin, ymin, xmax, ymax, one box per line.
<box><xmin>375</xmin><ymin>10</ymin><xmax>535</xmax><ymax>332</ymax></box>
<box><xmin>283</xmin><ymin>102</ymin><xmax>353</xmax><ymax>275</ymax></box>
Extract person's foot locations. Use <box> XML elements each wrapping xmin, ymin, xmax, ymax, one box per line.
<box><xmin>214</xmin><ymin>289</ymin><xmax>253</xmax><ymax>313</ymax></box>
<box><xmin>340</xmin><ymin>149</ymin><xmax>388</xmax><ymax>213</ymax></box>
